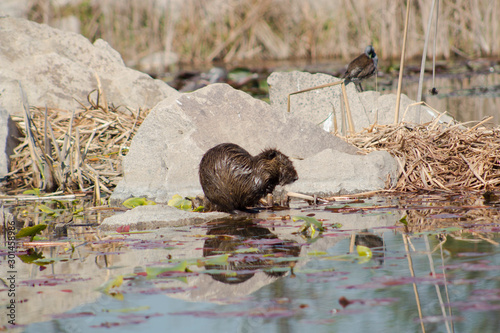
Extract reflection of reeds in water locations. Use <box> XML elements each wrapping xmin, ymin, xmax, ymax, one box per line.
<box><xmin>7</xmin><ymin>85</ymin><xmax>147</xmax><ymax>200</ymax></box>
<box><xmin>397</xmin><ymin>193</ymin><xmax>500</xmax><ymax>236</ymax></box>
<box><xmin>27</xmin><ymin>0</ymin><xmax>500</xmax><ymax>66</ymax></box>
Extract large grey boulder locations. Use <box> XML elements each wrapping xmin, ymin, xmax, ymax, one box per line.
<box><xmin>269</xmin><ymin>71</ymin><xmax>453</xmax><ymax>132</ymax></box>
<box><xmin>110</xmin><ymin>83</ymin><xmax>398</xmax><ymax>205</ymax></box>
<box><xmin>0</xmin><ymin>17</ymin><xmax>178</xmax><ymax>116</ymax></box>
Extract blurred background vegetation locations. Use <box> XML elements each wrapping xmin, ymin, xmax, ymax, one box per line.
<box><xmin>25</xmin><ymin>0</ymin><xmax>499</xmax><ymax>70</ymax></box>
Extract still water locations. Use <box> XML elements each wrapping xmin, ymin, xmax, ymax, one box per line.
<box><xmin>3</xmin><ymin>194</ymin><xmax>500</xmax><ymax>333</ymax></box>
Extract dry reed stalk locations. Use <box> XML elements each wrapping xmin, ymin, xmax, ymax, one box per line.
<box><xmin>394</xmin><ymin>0</ymin><xmax>412</xmax><ymax>124</ymax></box>
<box><xmin>402</xmin><ymin>234</ymin><xmax>425</xmax><ymax>332</ymax></box>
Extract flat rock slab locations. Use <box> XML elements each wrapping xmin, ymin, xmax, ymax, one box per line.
<box><xmin>100</xmin><ymin>204</ymin><xmax>228</xmax><ymax>231</ymax></box>
<box><xmin>110</xmin><ymin>83</ymin><xmax>398</xmax><ymax>205</ymax></box>
<box><xmin>0</xmin><ymin>17</ymin><xmax>178</xmax><ymax>116</ymax></box>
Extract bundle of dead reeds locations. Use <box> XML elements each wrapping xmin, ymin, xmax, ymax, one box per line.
<box><xmin>349</xmin><ymin>118</ymin><xmax>500</xmax><ymax>192</ymax></box>
<box><xmin>6</xmin><ymin>91</ymin><xmax>148</xmax><ymax>201</ymax></box>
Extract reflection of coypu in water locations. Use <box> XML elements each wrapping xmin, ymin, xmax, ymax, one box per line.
<box><xmin>199</xmin><ymin>143</ymin><xmax>298</xmax><ymax>212</ymax></box>
<box><xmin>203</xmin><ymin>220</ymin><xmax>301</xmax><ymax>284</ymax></box>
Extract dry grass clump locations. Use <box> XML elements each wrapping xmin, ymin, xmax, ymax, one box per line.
<box><xmin>6</xmin><ymin>93</ymin><xmax>148</xmax><ymax>199</ymax></box>
<box><xmin>349</xmin><ymin>120</ymin><xmax>500</xmax><ymax>192</ymax></box>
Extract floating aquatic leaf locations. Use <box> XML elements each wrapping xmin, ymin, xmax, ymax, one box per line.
<box><xmin>18</xmin><ymin>248</ymin><xmax>44</xmax><ymax>264</ymax></box>
<box><xmin>357</xmin><ymin>245</ymin><xmax>373</xmax><ymax>258</ymax></box>
<box><xmin>399</xmin><ymin>215</ymin><xmax>408</xmax><ymax>226</ymax></box>
<box><xmin>73</xmin><ymin>207</ymin><xmax>84</xmax><ymax>215</ymax></box>
<box><xmin>293</xmin><ymin>216</ymin><xmax>324</xmax><ymax>238</ymax></box>
<box><xmin>34</xmin><ymin>257</ymin><xmax>68</xmax><ymax>264</ymax></box>
<box><xmin>201</xmin><ymin>254</ymin><xmax>230</xmax><ymax>266</ymax></box>
<box><xmin>123</xmin><ymin>197</ymin><xmax>156</xmax><ymax>209</ymax></box>
<box><xmin>202</xmin><ymin>269</ymin><xmax>239</xmax><ymax>277</ymax></box>
<box><xmin>438</xmin><ymin>226</ymin><xmax>462</xmax><ymax>233</ymax></box>
<box><xmin>16</xmin><ymin>224</ymin><xmax>47</xmax><ymax>240</ymax></box>
<box><xmin>266</xmin><ymin>256</ymin><xmax>301</xmax><ymax>263</ymax></box>
<box><xmin>357</xmin><ymin>245</ymin><xmax>373</xmax><ymax>264</ymax></box>
<box><xmin>414</xmin><ymin>226</ymin><xmax>462</xmax><ymax>235</ymax></box>
<box><xmin>98</xmin><ymin>275</ymin><xmax>124</xmax><ymax>294</ymax></box>
<box><xmin>308</xmin><ymin>250</ymin><xmax>328</xmax><ymax>256</ymax></box>
<box><xmin>168</xmin><ymin>194</ymin><xmax>192</xmax><ymax>211</ymax></box>
<box><xmin>146</xmin><ymin>261</ymin><xmax>188</xmax><ymax>279</ymax></box>
<box><xmin>23</xmin><ymin>188</ymin><xmax>41</xmax><ymax>196</ymax></box>
<box><xmin>38</xmin><ymin>204</ymin><xmax>57</xmax><ymax>215</ymax></box>
<box><xmin>192</xmin><ymin>205</ymin><xmax>204</xmax><ymax>212</ymax></box>
<box><xmin>234</xmin><ymin>247</ymin><xmax>260</xmax><ymax>253</ymax></box>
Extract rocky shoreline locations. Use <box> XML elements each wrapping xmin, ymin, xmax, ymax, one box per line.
<box><xmin>0</xmin><ymin>17</ymin><xmax>449</xmax><ymax>229</ymax></box>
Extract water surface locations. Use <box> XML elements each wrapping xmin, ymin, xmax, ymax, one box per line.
<box><xmin>2</xmin><ymin>194</ymin><xmax>500</xmax><ymax>332</ymax></box>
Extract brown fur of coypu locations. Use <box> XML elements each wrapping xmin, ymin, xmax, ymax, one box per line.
<box><xmin>199</xmin><ymin>143</ymin><xmax>298</xmax><ymax>212</ymax></box>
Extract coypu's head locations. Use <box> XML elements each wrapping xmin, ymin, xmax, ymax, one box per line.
<box><xmin>256</xmin><ymin>149</ymin><xmax>298</xmax><ymax>186</ymax></box>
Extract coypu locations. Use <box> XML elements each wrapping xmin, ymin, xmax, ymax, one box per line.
<box><xmin>199</xmin><ymin>143</ymin><xmax>298</xmax><ymax>212</ymax></box>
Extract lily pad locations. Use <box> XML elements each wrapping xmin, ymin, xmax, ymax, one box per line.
<box><xmin>123</xmin><ymin>197</ymin><xmax>157</xmax><ymax>209</ymax></box>
<box><xmin>168</xmin><ymin>194</ymin><xmax>193</xmax><ymax>211</ymax></box>
<box><xmin>357</xmin><ymin>245</ymin><xmax>373</xmax><ymax>264</ymax></box>
<box><xmin>23</xmin><ymin>188</ymin><xmax>41</xmax><ymax>196</ymax></box>
<box><xmin>293</xmin><ymin>215</ymin><xmax>325</xmax><ymax>234</ymax></box>
<box><xmin>16</xmin><ymin>224</ymin><xmax>47</xmax><ymax>240</ymax></box>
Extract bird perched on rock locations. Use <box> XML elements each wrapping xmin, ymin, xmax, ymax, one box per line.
<box><xmin>343</xmin><ymin>45</ymin><xmax>378</xmax><ymax>92</ymax></box>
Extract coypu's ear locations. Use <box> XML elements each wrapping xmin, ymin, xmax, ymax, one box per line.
<box><xmin>261</xmin><ymin>149</ymin><xmax>277</xmax><ymax>160</ymax></box>
<box><xmin>268</xmin><ymin>150</ymin><xmax>277</xmax><ymax>159</ymax></box>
